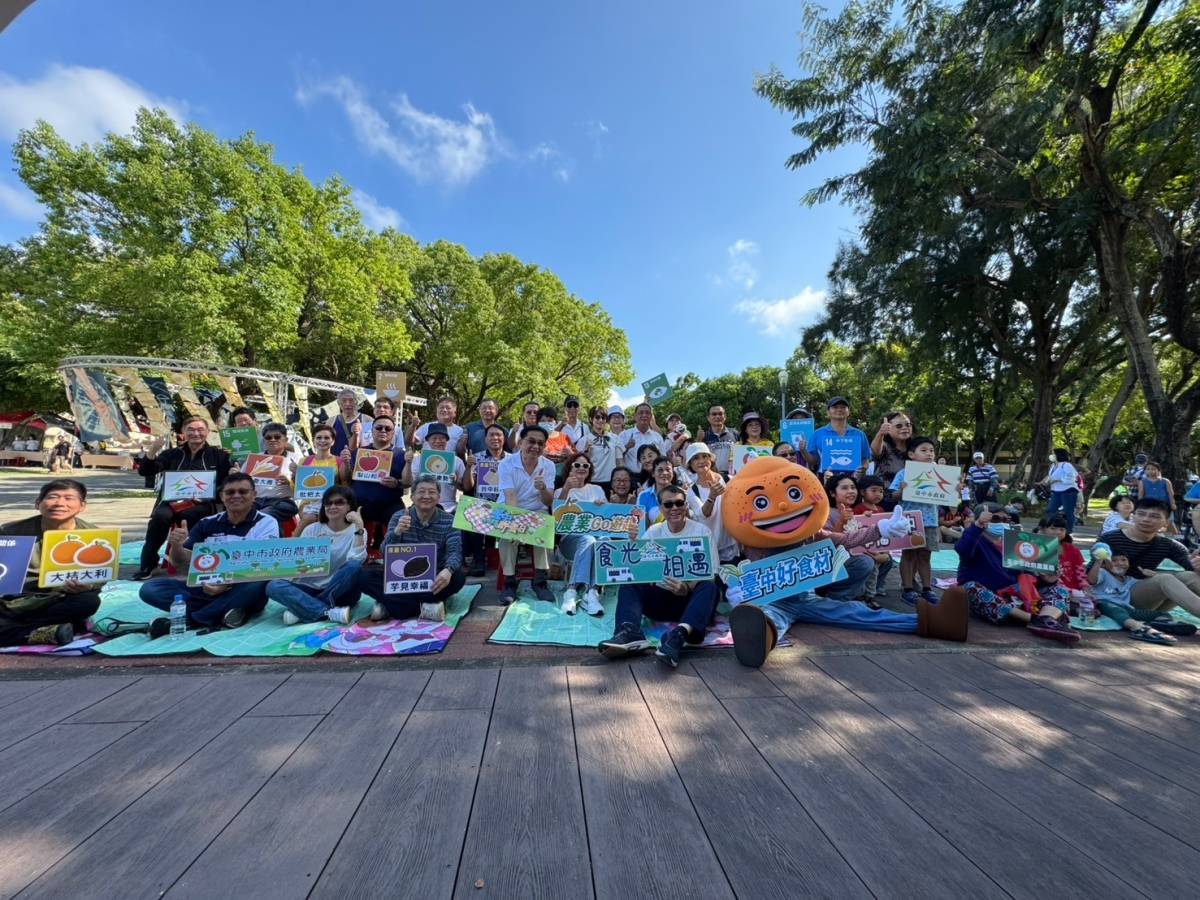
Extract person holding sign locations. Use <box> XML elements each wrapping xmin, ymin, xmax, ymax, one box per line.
<box><xmin>357</xmin><ymin>476</ymin><xmax>464</xmax><ymax>622</ymax></box>
<box><xmin>132</xmin><ymin>416</ymin><xmax>233</xmax><ymax>580</ymax></box>
<box><xmin>598</xmin><ymin>484</ymin><xmax>718</xmax><ymax>669</ymax></box>
<box><xmin>809</xmin><ymin>397</ymin><xmax>871</xmax><ymax>475</ymax></box>
<box><xmin>402</xmin><ymin>423</ymin><xmax>470</xmax><ymax>512</ymax></box>
<box><xmin>344</xmin><ymin>415</ymin><xmax>406</xmax><ymax>551</ymax></box>
<box><xmin>888</xmin><ymin>436</ymin><xmax>948</xmax><ymax>605</ymax></box>
<box><xmin>331</xmin><ymin>389</ymin><xmax>372</xmax><ymax>456</ymax></box>
<box><xmin>266</xmin><ymin>486</ymin><xmax>367</xmax><ymax>625</ymax></box>
<box><xmin>139</xmin><ymin>473</ymin><xmax>279</xmax><ymax>632</ymax></box>
<box><xmin>496</xmin><ymin>426</ymin><xmax>557</xmax><ymax>605</ymax></box>
<box><xmin>0</xmin><ymin>479</ymin><xmax>103</xmax><ymax>646</ymax></box>
<box><xmin>296</xmin><ymin>423</ymin><xmax>346</xmax><ymax>530</ymax></box>
<box><xmin>462</xmin><ymin>424</ymin><xmax>508</xmax><ymax>576</ymax></box>
<box><xmin>555</xmin><ymin>452</ymin><xmax>610</xmax><ymax>616</ymax></box>
<box><xmin>246</xmin><ymin>423</ymin><xmax>301</xmax><ymax>525</ymax></box>
<box><xmin>953</xmin><ymin>504</ymin><xmax>1078</xmax><ymax>642</ymax></box>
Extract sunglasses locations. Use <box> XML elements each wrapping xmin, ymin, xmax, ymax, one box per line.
<box><xmin>222</xmin><ymin>488</ymin><xmax>253</xmax><ymax>496</ymax></box>
<box><xmin>571</xmin><ymin>462</ymin><xmax>591</xmax><ymax>469</ymax></box>
<box><xmin>264</xmin><ymin>433</ymin><xmax>286</xmax><ymax>440</ymax></box>
<box><xmin>324</xmin><ymin>498</ymin><xmax>349</xmax><ymax>506</ymax></box>
<box><xmin>777</xmin><ymin>450</ymin><xmax>794</xmax><ymax>457</ymax></box>
<box><xmin>373</xmin><ymin>425</ymin><xmax>394</xmax><ymax>432</ymax></box>
<box><xmin>661</xmin><ymin>499</ymin><xmax>686</xmax><ymax>509</ymax></box>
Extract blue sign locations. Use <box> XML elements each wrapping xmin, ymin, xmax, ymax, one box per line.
<box><xmin>594</xmin><ymin>536</ymin><xmax>714</xmax><ymax>585</ymax></box>
<box><xmin>0</xmin><ymin>537</ymin><xmax>37</xmax><ymax>595</ymax></box>
<box><xmin>780</xmin><ymin>418</ymin><xmax>815</xmax><ymax>451</ymax></box>
<box><xmin>819</xmin><ymin>434</ymin><xmax>862</xmax><ymax>471</ymax></box>
<box><xmin>721</xmin><ymin>540</ymin><xmax>850</xmax><ymax>607</ymax></box>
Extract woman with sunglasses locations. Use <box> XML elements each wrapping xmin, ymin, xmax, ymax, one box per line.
<box><xmin>342</xmin><ymin>414</ymin><xmax>406</xmax><ymax>551</ymax></box>
<box><xmin>266</xmin><ymin>485</ymin><xmax>367</xmax><ymax>625</ymax></box>
<box><xmin>871</xmin><ymin>411</ymin><xmax>914</xmax><ymax>485</ymax></box>
<box><xmin>637</xmin><ymin>455</ymin><xmax>702</xmax><ymax>525</ymax></box>
<box><xmin>508</xmin><ymin>401</ymin><xmax>540</xmax><ymax>451</ymax></box>
<box><xmin>247</xmin><ymin>422</ymin><xmax>302</xmax><ymax>526</ymax></box>
<box><xmin>773</xmin><ymin>441</ymin><xmax>796</xmax><ymax>459</ymax></box>
<box><xmin>555</xmin><ymin>452</ymin><xmax>609</xmax><ymax>616</ymax></box>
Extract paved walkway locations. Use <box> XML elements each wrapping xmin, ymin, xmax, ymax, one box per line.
<box><xmin>1</xmin><ymin>648</ymin><xmax>1198</xmax><ymax>898</ymax></box>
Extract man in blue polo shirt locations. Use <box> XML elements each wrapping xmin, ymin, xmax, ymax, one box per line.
<box><xmin>138</xmin><ymin>472</ymin><xmax>279</xmax><ymax>633</ymax></box>
<box><xmin>809</xmin><ymin>397</ymin><xmax>871</xmax><ymax>475</ymax></box>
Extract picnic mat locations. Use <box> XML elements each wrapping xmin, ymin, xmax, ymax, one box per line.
<box><xmin>90</xmin><ymin>580</ymin><xmax>478</xmax><ymax>657</ymax></box>
<box><xmin>487</xmin><ymin>583</ymin><xmax>780</xmax><ymax>649</ymax></box>
<box><xmin>0</xmin><ymin>638</ymin><xmax>98</xmax><ymax>656</ymax></box>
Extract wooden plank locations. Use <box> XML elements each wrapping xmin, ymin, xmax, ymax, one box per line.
<box><xmin>0</xmin><ymin>673</ymin><xmax>286</xmax><ymax>895</ymax></box>
<box><xmin>634</xmin><ymin>664</ymin><xmax>868</xmax><ymax>899</ymax></box>
<box><xmin>764</xmin><ymin>660</ymin><xmax>1141</xmax><ymax>898</ymax></box>
<box><xmin>66</xmin><ymin>674</ymin><xmax>211</xmax><ymax>723</ymax></box>
<box><xmin>0</xmin><ymin>675</ymin><xmax>138</xmax><ymax>752</ymax></box>
<box><xmin>724</xmin><ymin>696</ymin><xmax>1004</xmax><ymax>899</ymax></box>
<box><xmin>0</xmin><ymin>723</ymin><xmax>137</xmax><ymax>805</ymax></box>
<box><xmin>864</xmin><ymin>688</ymin><xmax>1200</xmax><ymax>895</ymax></box>
<box><xmin>415</xmin><ymin>667</ymin><xmax>499</xmax><ymax>711</ymax></box>
<box><xmin>169</xmin><ymin>671</ymin><xmax>430</xmax><ymax>899</ymax></box>
<box><xmin>312</xmin><ymin>708</ymin><xmax>491</xmax><ymax>899</ymax></box>
<box><xmin>20</xmin><ymin>715</ymin><xmax>318</xmax><ymax>899</ymax></box>
<box><xmin>453</xmin><ymin>666</ymin><xmax>593</xmax><ymax>899</ymax></box>
<box><xmin>690</xmin><ymin>656</ymin><xmax>783</xmax><ymax>699</ymax></box>
<box><xmin>0</xmin><ymin>680</ymin><xmax>57</xmax><ymax>711</ymax></box>
<box><xmin>811</xmin><ymin>653</ymin><xmax>916</xmax><ymax>693</ymax></box>
<box><xmin>568</xmin><ymin>665</ymin><xmax>733</xmax><ymax>900</ymax></box>
<box><xmin>245</xmin><ymin>672</ymin><xmax>361</xmax><ymax>717</ymax></box>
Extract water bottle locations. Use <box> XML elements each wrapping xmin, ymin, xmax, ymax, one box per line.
<box><xmin>1077</xmin><ymin>594</ymin><xmax>1095</xmax><ymax>625</ymax></box>
<box><xmin>169</xmin><ymin>594</ymin><xmax>187</xmax><ymax>640</ymax></box>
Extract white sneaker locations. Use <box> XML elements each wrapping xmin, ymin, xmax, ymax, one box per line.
<box><xmin>561</xmin><ymin>587</ymin><xmax>578</xmax><ymax>616</ymax></box>
<box><xmin>582</xmin><ymin>588</ymin><xmax>604</xmax><ymax>617</ymax></box>
<box><xmin>281</xmin><ymin>610</ymin><xmax>300</xmax><ymax>626</ymax></box>
<box><xmin>369</xmin><ymin>602</ymin><xmax>389</xmax><ymax>622</ymax></box>
<box><xmin>326</xmin><ymin>605</ymin><xmax>352</xmax><ymax>625</ymax></box>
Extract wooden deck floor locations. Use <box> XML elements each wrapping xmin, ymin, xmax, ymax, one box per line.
<box><xmin>1</xmin><ymin>646</ymin><xmax>1199</xmax><ymax>898</ymax></box>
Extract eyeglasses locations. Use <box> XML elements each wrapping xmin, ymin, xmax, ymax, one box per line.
<box><xmin>373</xmin><ymin>425</ymin><xmax>394</xmax><ymax>432</ymax></box>
<box><xmin>777</xmin><ymin>450</ymin><xmax>794</xmax><ymax>457</ymax></box>
<box><xmin>571</xmin><ymin>462</ymin><xmax>591</xmax><ymax>470</ymax></box>
<box><xmin>222</xmin><ymin>488</ymin><xmax>253</xmax><ymax>496</ymax></box>
<box><xmin>264</xmin><ymin>434</ymin><xmax>286</xmax><ymax>440</ymax></box>
<box><xmin>661</xmin><ymin>499</ymin><xmax>686</xmax><ymax>509</ymax></box>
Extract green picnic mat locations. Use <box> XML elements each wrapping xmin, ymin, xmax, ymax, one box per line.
<box><xmin>92</xmin><ymin>580</ymin><xmax>477</xmax><ymax>657</ymax></box>
<box><xmin>929</xmin><ymin>546</ymin><xmax>1184</xmax><ymax>573</ymax></box>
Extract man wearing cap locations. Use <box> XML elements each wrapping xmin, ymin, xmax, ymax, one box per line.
<box><xmin>809</xmin><ymin>397</ymin><xmax>872</xmax><ymax>475</ymax></box>
<box><xmin>558</xmin><ymin>396</ymin><xmax>587</xmax><ymax>447</ymax></box>
<box><xmin>967</xmin><ymin>452</ymin><xmax>999</xmax><ymax>504</ymax></box>
<box><xmin>699</xmin><ymin>405</ymin><xmax>739</xmax><ymax>476</ymax></box>
<box><xmin>403</xmin><ymin>422</ymin><xmax>470</xmax><ymax>512</ymax></box>
<box><xmin>460</xmin><ymin>398</ymin><xmax>503</xmax><ymax>456</ymax></box>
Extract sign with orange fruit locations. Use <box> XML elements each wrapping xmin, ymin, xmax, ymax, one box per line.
<box><xmin>295</xmin><ymin>465</ymin><xmax>336</xmax><ymax>501</ymax></box>
<box><xmin>38</xmin><ymin>528</ymin><xmax>121</xmax><ymax>587</ymax></box>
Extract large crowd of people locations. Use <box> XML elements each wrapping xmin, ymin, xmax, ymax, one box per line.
<box><xmin>3</xmin><ymin>390</ymin><xmax>1199</xmax><ymax>669</ymax></box>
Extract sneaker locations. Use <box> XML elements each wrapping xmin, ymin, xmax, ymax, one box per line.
<box><xmin>281</xmin><ymin>610</ymin><xmax>301</xmax><ymax>626</ymax></box>
<box><xmin>655</xmin><ymin>625</ymin><xmax>687</xmax><ymax>669</ymax></box>
<box><xmin>222</xmin><ymin>607</ymin><xmax>247</xmax><ymax>629</ymax></box>
<box><xmin>369</xmin><ymin>602</ymin><xmax>389</xmax><ymax>622</ymax></box>
<box><xmin>1027</xmin><ymin>614</ymin><xmax>1081</xmax><ymax>644</ymax></box>
<box><xmin>561</xmin><ymin>587</ymin><xmax>579</xmax><ymax>616</ymax></box>
<box><xmin>147</xmin><ymin>617</ymin><xmax>172</xmax><ymax>640</ymax></box>
<box><xmin>598</xmin><ymin>624</ymin><xmax>651</xmax><ymax>659</ymax></box>
<box><xmin>729</xmin><ymin>603</ymin><xmax>776</xmax><ymax>668</ymax></box>
<box><xmin>130</xmin><ymin>567</ymin><xmax>156</xmax><ymax>581</ymax></box>
<box><xmin>901</xmin><ymin>589</ymin><xmax>920</xmax><ymax>605</ymax></box>
<box><xmin>532</xmin><ymin>580</ymin><xmax>556</xmax><ymax>604</ymax></box>
<box><xmin>920</xmin><ymin>589</ymin><xmax>939</xmax><ymax>604</ymax></box>
<box><xmin>581</xmin><ymin>588</ymin><xmax>604</xmax><ymax>617</ymax></box>
<box><xmin>326</xmin><ymin>606</ymin><xmax>353</xmax><ymax>625</ymax></box>
<box><xmin>420</xmin><ymin>601</ymin><xmax>446</xmax><ymax>622</ymax></box>
<box><xmin>874</xmin><ymin>588</ymin><xmax>888</xmax><ymax>598</ymax></box>
<box><xmin>27</xmin><ymin>623</ymin><xmax>73</xmax><ymax>646</ymax></box>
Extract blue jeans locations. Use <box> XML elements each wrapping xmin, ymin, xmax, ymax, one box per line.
<box><xmin>760</xmin><ymin>592</ymin><xmax>917</xmax><ymax>636</ymax></box>
<box><xmin>815</xmin><ymin>553</ymin><xmax>875</xmax><ymax>602</ymax></box>
<box><xmin>616</xmin><ymin>581</ymin><xmax>718</xmax><ymax>639</ymax></box>
<box><xmin>558</xmin><ymin>534</ymin><xmax>597</xmax><ymax>588</ymax></box>
<box><xmin>1046</xmin><ymin>488</ymin><xmax>1079</xmax><ymax>534</ymax></box>
<box><xmin>265</xmin><ymin>560</ymin><xmax>365</xmax><ymax>623</ymax></box>
<box><xmin>139</xmin><ymin>578</ymin><xmax>268</xmax><ymax>628</ymax></box>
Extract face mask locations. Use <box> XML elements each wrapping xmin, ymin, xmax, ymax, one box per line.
<box><xmin>541</xmin><ymin>421</ymin><xmax>558</xmax><ymax>431</ymax></box>
<box><xmin>1110</xmin><ymin>566</ymin><xmax>1128</xmax><ymax>576</ymax></box>
<box><xmin>1048</xmin><ymin>454</ymin><xmax>1056</xmax><ymax>463</ymax></box>
<box><xmin>986</xmin><ymin>523</ymin><xmax>1006</xmax><ymax>537</ymax></box>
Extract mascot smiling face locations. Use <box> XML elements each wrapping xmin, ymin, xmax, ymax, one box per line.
<box><xmin>722</xmin><ymin>456</ymin><xmax>830</xmax><ymax>550</ymax></box>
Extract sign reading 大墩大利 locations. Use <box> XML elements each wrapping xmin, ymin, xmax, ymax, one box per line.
<box><xmin>593</xmin><ymin>535</ymin><xmax>714</xmax><ymax>585</ymax></box>
<box><xmin>187</xmin><ymin>537</ymin><xmax>333</xmax><ymax>586</ymax></box>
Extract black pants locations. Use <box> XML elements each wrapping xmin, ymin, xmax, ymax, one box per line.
<box><xmin>356</xmin><ymin>565</ymin><xmax>466</xmax><ymax>619</ymax></box>
<box><xmin>255</xmin><ymin>497</ymin><xmax>299</xmax><ymax>523</ymax></box>
<box><xmin>0</xmin><ymin>590</ymin><xmax>102</xmax><ymax>645</ymax></box>
<box><xmin>141</xmin><ymin>501</ymin><xmax>217</xmax><ymax>570</ymax></box>
<box><xmin>359</xmin><ymin>499</ymin><xmax>406</xmax><ymax>553</ymax></box>
<box><xmin>462</xmin><ymin>531</ymin><xmax>494</xmax><ymax>569</ymax></box>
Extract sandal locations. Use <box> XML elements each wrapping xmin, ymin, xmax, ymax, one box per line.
<box><xmin>1027</xmin><ymin>614</ymin><xmax>1081</xmax><ymax>644</ymax></box>
<box><xmin>1150</xmin><ymin>618</ymin><xmax>1198</xmax><ymax>637</ymax></box>
<box><xmin>1130</xmin><ymin>624</ymin><xmax>1176</xmax><ymax>645</ymax></box>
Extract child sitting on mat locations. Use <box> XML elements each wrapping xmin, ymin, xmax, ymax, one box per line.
<box><xmin>1086</xmin><ymin>545</ymin><xmax>1194</xmax><ymax>644</ymax></box>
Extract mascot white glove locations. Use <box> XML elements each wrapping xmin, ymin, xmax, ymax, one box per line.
<box><xmin>878</xmin><ymin>505</ymin><xmax>914</xmax><ymax>539</ymax></box>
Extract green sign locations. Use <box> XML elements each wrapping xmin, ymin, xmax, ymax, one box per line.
<box><xmin>416</xmin><ymin>449</ymin><xmax>457</xmax><ymax>484</ymax></box>
<box><xmin>594</xmin><ymin>535</ymin><xmax>714</xmax><ymax>585</ymax></box>
<box><xmin>452</xmin><ymin>495</ymin><xmax>556</xmax><ymax>549</ymax></box>
<box><xmin>641</xmin><ymin>373</ymin><xmax>673</xmax><ymax>406</ymax></box>
<box><xmin>220</xmin><ymin>425</ymin><xmax>260</xmax><ymax>460</ymax></box>
<box><xmin>1001</xmin><ymin>529</ymin><xmax>1060</xmax><ymax>574</ymax></box>
<box><xmin>187</xmin><ymin>537</ymin><xmax>333</xmax><ymax>586</ymax></box>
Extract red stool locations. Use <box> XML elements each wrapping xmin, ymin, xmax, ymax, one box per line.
<box><xmin>365</xmin><ymin>521</ymin><xmax>384</xmax><ymax>562</ymax></box>
<box><xmin>280</xmin><ymin>517</ymin><xmax>298</xmax><ymax>537</ymax></box>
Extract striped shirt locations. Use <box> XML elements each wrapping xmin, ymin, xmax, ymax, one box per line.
<box><xmin>383</xmin><ymin>507</ymin><xmax>463</xmax><ymax>571</ymax></box>
<box><xmin>1097</xmin><ymin>528</ymin><xmax>1191</xmax><ymax>580</ymax></box>
<box><xmin>967</xmin><ymin>464</ymin><xmax>997</xmax><ymax>485</ymax></box>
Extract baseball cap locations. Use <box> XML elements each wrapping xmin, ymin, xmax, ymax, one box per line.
<box><xmin>425</xmin><ymin>423</ymin><xmax>449</xmax><ymax>438</ymax></box>
<box><xmin>826</xmin><ymin>396</ymin><xmax>849</xmax><ymax>408</ymax></box>
<box><xmin>972</xmin><ymin>451</ymin><xmax>985</xmax><ymax>460</ymax></box>
<box><xmin>564</xmin><ymin>395</ymin><xmax>580</xmax><ymax>407</ymax></box>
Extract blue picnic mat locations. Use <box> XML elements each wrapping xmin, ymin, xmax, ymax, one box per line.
<box><xmin>91</xmin><ymin>580</ymin><xmax>477</xmax><ymax>657</ymax></box>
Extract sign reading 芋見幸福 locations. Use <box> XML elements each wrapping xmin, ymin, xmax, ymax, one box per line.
<box><xmin>593</xmin><ymin>535</ymin><xmax>714</xmax><ymax>586</ymax></box>
<box><xmin>552</xmin><ymin>501</ymin><xmax>643</xmax><ymax>540</ymax></box>
<box><xmin>38</xmin><ymin>529</ymin><xmax>121</xmax><ymax>588</ymax></box>
<box><xmin>452</xmin><ymin>496</ymin><xmax>555</xmax><ymax>549</ymax></box>
<box><xmin>719</xmin><ymin>540</ymin><xmax>850</xmax><ymax>607</ymax></box>
<box><xmin>383</xmin><ymin>543</ymin><xmax>438</xmax><ymax>594</ymax></box>
<box><xmin>187</xmin><ymin>537</ymin><xmax>333</xmax><ymax>586</ymax></box>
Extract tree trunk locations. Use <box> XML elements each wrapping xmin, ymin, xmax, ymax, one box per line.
<box><xmin>1027</xmin><ymin>374</ymin><xmax>1056</xmax><ymax>485</ymax></box>
<box><xmin>1081</xmin><ymin>363</ymin><xmax>1137</xmax><ymax>508</ymax></box>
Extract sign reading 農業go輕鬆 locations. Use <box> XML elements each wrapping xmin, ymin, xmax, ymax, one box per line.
<box><xmin>552</xmin><ymin>501</ymin><xmax>644</xmax><ymax>540</ymax></box>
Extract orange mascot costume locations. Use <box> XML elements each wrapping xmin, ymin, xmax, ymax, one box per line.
<box><xmin>721</xmin><ymin>456</ymin><xmax>967</xmax><ymax>666</ymax></box>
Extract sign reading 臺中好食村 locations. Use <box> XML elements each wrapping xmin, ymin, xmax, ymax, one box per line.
<box><xmin>593</xmin><ymin>535</ymin><xmax>714</xmax><ymax>585</ymax></box>
<box><xmin>719</xmin><ymin>540</ymin><xmax>849</xmax><ymax>607</ymax></box>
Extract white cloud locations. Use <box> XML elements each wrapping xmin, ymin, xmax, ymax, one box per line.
<box><xmin>297</xmin><ymin>76</ymin><xmax>500</xmax><ymax>186</ymax></box>
<box><xmin>726</xmin><ymin>239</ymin><xmax>759</xmax><ymax>290</ymax></box>
<box><xmin>351</xmin><ymin>188</ymin><xmax>405</xmax><ymax>231</ymax></box>
<box><xmin>735</xmin><ymin>287</ymin><xmax>828</xmax><ymax>336</ymax></box>
<box><xmin>529</xmin><ymin>142</ymin><xmax>572</xmax><ymax>183</ymax></box>
<box><xmin>607</xmin><ymin>386</ymin><xmax>646</xmax><ymax>412</ymax></box>
<box><xmin>0</xmin><ymin>180</ymin><xmax>41</xmax><ymax>220</ymax></box>
<box><xmin>0</xmin><ymin>64</ymin><xmax>182</xmax><ymax>144</ymax></box>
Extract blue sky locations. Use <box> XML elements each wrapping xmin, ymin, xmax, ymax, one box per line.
<box><xmin>0</xmin><ymin>0</ymin><xmax>861</xmax><ymax>405</ymax></box>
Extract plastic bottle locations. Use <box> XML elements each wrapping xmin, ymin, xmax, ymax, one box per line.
<box><xmin>1077</xmin><ymin>594</ymin><xmax>1095</xmax><ymax>625</ymax></box>
<box><xmin>170</xmin><ymin>594</ymin><xmax>187</xmax><ymax>640</ymax></box>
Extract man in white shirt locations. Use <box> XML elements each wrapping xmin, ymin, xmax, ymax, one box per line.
<box><xmin>409</xmin><ymin>396</ymin><xmax>465</xmax><ymax>452</ymax></box>
<box><xmin>598</xmin><ymin>483</ymin><xmax>718</xmax><ymax>669</ymax></box>
<box><xmin>558</xmin><ymin>395</ymin><xmax>587</xmax><ymax>446</ymax></box>
<box><xmin>496</xmin><ymin>425</ymin><xmax>557</xmax><ymax>605</ymax></box>
<box><xmin>622</xmin><ymin>402</ymin><xmax>668</xmax><ymax>468</ymax></box>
